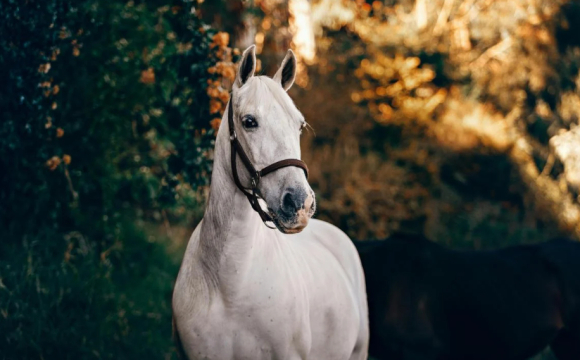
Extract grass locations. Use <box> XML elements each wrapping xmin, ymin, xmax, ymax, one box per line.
<box><xmin>0</xmin><ymin>219</ymin><xmax>190</xmax><ymax>360</ymax></box>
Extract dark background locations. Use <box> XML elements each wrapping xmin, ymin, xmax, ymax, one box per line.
<box><xmin>2</xmin><ymin>0</ymin><xmax>580</xmax><ymax>359</ymax></box>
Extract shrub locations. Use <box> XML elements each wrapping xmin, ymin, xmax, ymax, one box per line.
<box><xmin>0</xmin><ymin>0</ymin><xmax>232</xmax><ymax>358</ymax></box>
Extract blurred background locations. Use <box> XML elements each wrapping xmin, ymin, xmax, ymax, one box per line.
<box><xmin>2</xmin><ymin>0</ymin><xmax>580</xmax><ymax>358</ymax></box>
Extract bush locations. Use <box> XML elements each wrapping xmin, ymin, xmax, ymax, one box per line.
<box><xmin>0</xmin><ymin>1</ymin><xmax>232</xmax><ymax>358</ymax></box>
<box><xmin>0</xmin><ymin>0</ymin><xmax>226</xmax><ymax>236</ymax></box>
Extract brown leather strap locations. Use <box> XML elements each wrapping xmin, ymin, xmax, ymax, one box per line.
<box><xmin>259</xmin><ymin>159</ymin><xmax>308</xmax><ymax>179</ymax></box>
<box><xmin>227</xmin><ymin>92</ymin><xmax>309</xmax><ymax>228</ymax></box>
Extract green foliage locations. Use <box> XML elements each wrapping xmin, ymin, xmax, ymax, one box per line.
<box><xmin>0</xmin><ymin>0</ymin><xmax>223</xmax><ymax>358</ymax></box>
<box><xmin>1</xmin><ymin>224</ymin><xmax>178</xmax><ymax>359</ymax></box>
<box><xmin>1</xmin><ymin>0</ymin><xmax>218</xmax><ymax>236</ymax></box>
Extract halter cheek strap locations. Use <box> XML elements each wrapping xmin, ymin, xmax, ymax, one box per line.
<box><xmin>227</xmin><ymin>92</ymin><xmax>309</xmax><ymax>228</ymax></box>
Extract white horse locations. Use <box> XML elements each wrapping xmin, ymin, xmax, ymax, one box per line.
<box><xmin>172</xmin><ymin>45</ymin><xmax>369</xmax><ymax>360</ymax></box>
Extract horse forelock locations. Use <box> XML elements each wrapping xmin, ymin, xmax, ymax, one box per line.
<box><xmin>234</xmin><ymin>76</ymin><xmax>304</xmax><ymax>127</ymax></box>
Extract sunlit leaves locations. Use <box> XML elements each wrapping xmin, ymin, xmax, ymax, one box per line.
<box><xmin>352</xmin><ymin>50</ymin><xmax>444</xmax><ymax>125</ymax></box>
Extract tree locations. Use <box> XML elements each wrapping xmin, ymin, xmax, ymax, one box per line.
<box><xmin>303</xmin><ymin>0</ymin><xmax>580</xmax><ymax>241</ymax></box>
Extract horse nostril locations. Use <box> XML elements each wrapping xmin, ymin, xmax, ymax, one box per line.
<box><xmin>280</xmin><ymin>188</ymin><xmax>308</xmax><ymax>216</ymax></box>
<box><xmin>282</xmin><ymin>191</ymin><xmax>298</xmax><ymax>214</ymax></box>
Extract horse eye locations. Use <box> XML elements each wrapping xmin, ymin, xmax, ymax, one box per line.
<box><xmin>242</xmin><ymin>115</ymin><xmax>258</xmax><ymax>129</ymax></box>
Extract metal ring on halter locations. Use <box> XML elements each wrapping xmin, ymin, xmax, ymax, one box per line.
<box><xmin>251</xmin><ymin>172</ymin><xmax>260</xmax><ymax>189</ymax></box>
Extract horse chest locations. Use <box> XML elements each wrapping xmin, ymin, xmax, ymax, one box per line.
<box><xmin>180</xmin><ymin>252</ymin><xmax>358</xmax><ymax>360</ymax></box>
<box><xmin>181</xmin><ymin>281</ymin><xmax>311</xmax><ymax>359</ymax></box>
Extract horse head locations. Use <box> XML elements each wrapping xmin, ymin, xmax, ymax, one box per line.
<box><xmin>229</xmin><ymin>45</ymin><xmax>315</xmax><ymax>234</ymax></box>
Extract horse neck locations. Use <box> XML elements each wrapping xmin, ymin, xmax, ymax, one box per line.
<box><xmin>197</xmin><ymin>123</ymin><xmax>266</xmax><ymax>290</ymax></box>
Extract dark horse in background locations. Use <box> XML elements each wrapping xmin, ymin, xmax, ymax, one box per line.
<box><xmin>355</xmin><ymin>233</ymin><xmax>580</xmax><ymax>360</ymax></box>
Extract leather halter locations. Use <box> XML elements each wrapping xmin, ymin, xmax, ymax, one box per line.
<box><xmin>227</xmin><ymin>92</ymin><xmax>309</xmax><ymax>228</ymax></box>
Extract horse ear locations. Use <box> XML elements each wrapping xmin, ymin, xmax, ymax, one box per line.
<box><xmin>235</xmin><ymin>45</ymin><xmax>256</xmax><ymax>87</ymax></box>
<box><xmin>273</xmin><ymin>49</ymin><xmax>297</xmax><ymax>91</ymax></box>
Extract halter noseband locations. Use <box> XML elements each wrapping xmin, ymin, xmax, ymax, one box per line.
<box><xmin>227</xmin><ymin>92</ymin><xmax>309</xmax><ymax>228</ymax></box>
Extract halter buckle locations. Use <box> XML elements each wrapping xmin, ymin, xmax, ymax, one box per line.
<box><xmin>251</xmin><ymin>172</ymin><xmax>261</xmax><ymax>188</ymax></box>
<box><xmin>230</xmin><ymin>131</ymin><xmax>237</xmax><ymax>141</ymax></box>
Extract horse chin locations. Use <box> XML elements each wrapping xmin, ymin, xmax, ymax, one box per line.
<box><xmin>282</xmin><ymin>222</ymin><xmax>308</xmax><ymax>234</ymax></box>
<box><xmin>278</xmin><ymin>223</ymin><xmax>307</xmax><ymax>234</ymax></box>
<box><xmin>271</xmin><ymin>210</ymin><xmax>310</xmax><ymax>234</ymax></box>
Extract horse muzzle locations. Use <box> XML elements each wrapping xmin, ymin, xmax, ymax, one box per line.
<box><xmin>273</xmin><ymin>190</ymin><xmax>315</xmax><ymax>234</ymax></box>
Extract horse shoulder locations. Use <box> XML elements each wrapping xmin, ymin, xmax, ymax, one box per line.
<box><xmin>172</xmin><ymin>222</ymin><xmax>216</xmax><ymax>341</ymax></box>
<box><xmin>300</xmin><ymin>219</ymin><xmax>369</xmax><ymax>357</ymax></box>
<box><xmin>173</xmin><ymin>314</ymin><xmax>189</xmax><ymax>360</ymax></box>
<box><xmin>305</xmin><ymin>219</ymin><xmax>365</xmax><ymax>288</ymax></box>
<box><xmin>173</xmin><ymin>223</ymin><xmax>203</xmax><ymax>302</ymax></box>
